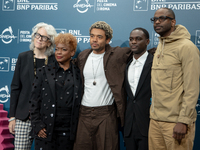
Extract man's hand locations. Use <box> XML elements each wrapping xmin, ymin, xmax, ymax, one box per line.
<box><xmin>173</xmin><ymin>122</ymin><xmax>187</xmax><ymax>144</ymax></box>
<box><xmin>38</xmin><ymin>128</ymin><xmax>47</xmax><ymax>138</ymax></box>
<box><xmin>8</xmin><ymin>118</ymin><xmax>16</xmax><ymax>134</ymax></box>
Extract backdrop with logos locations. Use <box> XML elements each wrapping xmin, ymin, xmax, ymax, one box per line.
<box><xmin>0</xmin><ymin>0</ymin><xmax>200</xmax><ymax>149</ymax></box>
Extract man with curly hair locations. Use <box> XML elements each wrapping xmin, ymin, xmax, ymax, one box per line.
<box><xmin>73</xmin><ymin>21</ymin><xmax>132</xmax><ymax>150</ymax></box>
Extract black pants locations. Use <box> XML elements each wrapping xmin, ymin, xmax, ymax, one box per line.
<box><xmin>35</xmin><ymin>131</ymin><xmax>73</xmax><ymax>150</ymax></box>
<box><xmin>124</xmin><ymin>116</ymin><xmax>148</xmax><ymax>150</ymax></box>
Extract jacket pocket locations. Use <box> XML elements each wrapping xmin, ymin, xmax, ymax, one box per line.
<box><xmin>151</xmin><ymin>65</ymin><xmax>173</xmax><ymax>93</ymax></box>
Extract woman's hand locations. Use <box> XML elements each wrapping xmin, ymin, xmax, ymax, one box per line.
<box><xmin>38</xmin><ymin>128</ymin><xmax>47</xmax><ymax>138</ymax></box>
<box><xmin>8</xmin><ymin>119</ymin><xmax>16</xmax><ymax>134</ymax></box>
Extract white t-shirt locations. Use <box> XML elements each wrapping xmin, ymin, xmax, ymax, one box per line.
<box><xmin>81</xmin><ymin>51</ymin><xmax>114</xmax><ymax>107</ymax></box>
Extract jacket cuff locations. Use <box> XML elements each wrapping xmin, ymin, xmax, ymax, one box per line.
<box><xmin>178</xmin><ymin>116</ymin><xmax>196</xmax><ymax>125</ymax></box>
<box><xmin>32</xmin><ymin>122</ymin><xmax>46</xmax><ymax>134</ymax></box>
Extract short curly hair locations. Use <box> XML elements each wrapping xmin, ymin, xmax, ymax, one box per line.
<box><xmin>55</xmin><ymin>33</ymin><xmax>77</xmax><ymax>53</ymax></box>
<box><xmin>89</xmin><ymin>21</ymin><xmax>113</xmax><ymax>40</ymax></box>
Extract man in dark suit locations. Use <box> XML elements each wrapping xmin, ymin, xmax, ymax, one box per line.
<box><xmin>124</xmin><ymin>27</ymin><xmax>153</xmax><ymax>150</ymax></box>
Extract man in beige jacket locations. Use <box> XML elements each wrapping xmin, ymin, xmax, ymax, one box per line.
<box><xmin>149</xmin><ymin>8</ymin><xmax>199</xmax><ymax>150</ymax></box>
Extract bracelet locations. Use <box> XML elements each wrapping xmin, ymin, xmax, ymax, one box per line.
<box><xmin>8</xmin><ymin>117</ymin><xmax>15</xmax><ymax>122</ymax></box>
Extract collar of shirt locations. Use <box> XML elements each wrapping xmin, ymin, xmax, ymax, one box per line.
<box><xmin>55</xmin><ymin>61</ymin><xmax>72</xmax><ymax>73</ymax></box>
<box><xmin>132</xmin><ymin>51</ymin><xmax>148</xmax><ymax>65</ymax></box>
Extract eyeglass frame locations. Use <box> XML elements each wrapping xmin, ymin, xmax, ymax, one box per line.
<box><xmin>34</xmin><ymin>33</ymin><xmax>50</xmax><ymax>42</ymax></box>
<box><xmin>150</xmin><ymin>16</ymin><xmax>174</xmax><ymax>23</ymax></box>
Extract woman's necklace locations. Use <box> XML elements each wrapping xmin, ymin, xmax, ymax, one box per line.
<box><xmin>33</xmin><ymin>51</ymin><xmax>48</xmax><ymax>76</ymax></box>
<box><xmin>91</xmin><ymin>57</ymin><xmax>103</xmax><ymax>86</ymax></box>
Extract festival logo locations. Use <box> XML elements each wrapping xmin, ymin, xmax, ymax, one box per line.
<box><xmin>73</xmin><ymin>0</ymin><xmax>93</xmax><ymax>13</ymax></box>
<box><xmin>133</xmin><ymin>0</ymin><xmax>148</xmax><ymax>11</ymax></box>
<box><xmin>195</xmin><ymin>30</ymin><xmax>200</xmax><ymax>47</ymax></box>
<box><xmin>0</xmin><ymin>85</ymin><xmax>10</xmax><ymax>103</ymax></box>
<box><xmin>68</xmin><ymin>29</ymin><xmax>90</xmax><ymax>43</ymax></box>
<box><xmin>96</xmin><ymin>0</ymin><xmax>117</xmax><ymax>11</ymax></box>
<box><xmin>16</xmin><ymin>1</ymin><xmax>58</xmax><ymax>11</ymax></box>
<box><xmin>0</xmin><ymin>26</ymin><xmax>17</xmax><ymax>44</ymax></box>
<box><xmin>151</xmin><ymin>31</ymin><xmax>159</xmax><ymax>47</ymax></box>
<box><xmin>2</xmin><ymin>0</ymin><xmax>15</xmax><ymax>11</ymax></box>
<box><xmin>0</xmin><ymin>57</ymin><xmax>10</xmax><ymax>72</ymax></box>
<box><xmin>18</xmin><ymin>30</ymin><xmax>31</xmax><ymax>43</ymax></box>
<box><xmin>11</xmin><ymin>58</ymin><xmax>17</xmax><ymax>71</ymax></box>
<box><xmin>151</xmin><ymin>0</ymin><xmax>200</xmax><ymax>10</ymax></box>
<box><xmin>56</xmin><ymin>29</ymin><xmax>67</xmax><ymax>34</ymax></box>
<box><xmin>2</xmin><ymin>0</ymin><xmax>58</xmax><ymax>11</ymax></box>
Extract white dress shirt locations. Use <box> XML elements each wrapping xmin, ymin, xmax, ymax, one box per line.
<box><xmin>128</xmin><ymin>51</ymin><xmax>148</xmax><ymax>96</ymax></box>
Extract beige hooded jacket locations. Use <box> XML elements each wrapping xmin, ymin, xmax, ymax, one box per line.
<box><xmin>150</xmin><ymin>25</ymin><xmax>200</xmax><ymax>125</ymax></box>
